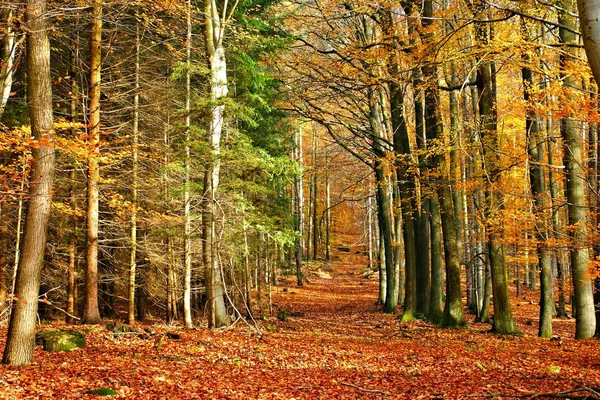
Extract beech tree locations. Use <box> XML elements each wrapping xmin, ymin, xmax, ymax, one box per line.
<box><xmin>561</xmin><ymin>0</ymin><xmax>596</xmax><ymax>339</ymax></box>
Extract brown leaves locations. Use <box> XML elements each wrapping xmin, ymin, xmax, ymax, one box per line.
<box><xmin>1</xmin><ymin>248</ymin><xmax>600</xmax><ymax>398</ymax></box>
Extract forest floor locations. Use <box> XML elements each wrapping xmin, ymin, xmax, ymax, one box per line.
<box><xmin>1</xmin><ymin>246</ymin><xmax>600</xmax><ymax>399</ymax></box>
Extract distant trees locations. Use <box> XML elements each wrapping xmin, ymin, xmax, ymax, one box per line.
<box><xmin>275</xmin><ymin>0</ymin><xmax>600</xmax><ymax>338</ymax></box>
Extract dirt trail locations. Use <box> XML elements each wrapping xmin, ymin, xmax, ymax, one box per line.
<box><xmin>1</xmin><ymin>247</ymin><xmax>600</xmax><ymax>399</ymax></box>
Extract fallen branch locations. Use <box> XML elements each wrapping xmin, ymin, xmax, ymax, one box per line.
<box><xmin>39</xmin><ymin>297</ymin><xmax>81</xmax><ymax>321</ymax></box>
<box><xmin>481</xmin><ymin>386</ymin><xmax>600</xmax><ymax>399</ymax></box>
<box><xmin>341</xmin><ymin>382</ymin><xmax>391</xmax><ymax>396</ymax></box>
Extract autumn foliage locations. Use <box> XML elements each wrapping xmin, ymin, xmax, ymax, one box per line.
<box><xmin>0</xmin><ymin>248</ymin><xmax>598</xmax><ymax>398</ymax></box>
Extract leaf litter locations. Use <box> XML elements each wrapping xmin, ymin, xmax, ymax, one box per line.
<box><xmin>0</xmin><ymin>250</ymin><xmax>599</xmax><ymax>399</ymax></box>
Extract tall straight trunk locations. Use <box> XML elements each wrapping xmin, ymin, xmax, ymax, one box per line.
<box><xmin>473</xmin><ymin>2</ymin><xmax>517</xmax><ymax>334</ymax></box>
<box><xmin>366</xmin><ymin>195</ymin><xmax>374</xmax><ymax>271</ymax></box>
<box><xmin>242</xmin><ymin>210</ymin><xmax>252</xmax><ymax>318</ymax></box>
<box><xmin>128</xmin><ymin>23</ymin><xmax>141</xmax><ymax>326</ymax></box>
<box><xmin>66</xmin><ymin>32</ymin><xmax>79</xmax><ymax>323</ymax></box>
<box><xmin>579</xmin><ymin>0</ymin><xmax>600</xmax><ymax>86</ymax></box>
<box><xmin>12</xmin><ymin>164</ymin><xmax>26</xmax><ymax>296</ymax></box>
<box><xmin>306</xmin><ymin>168</ymin><xmax>313</xmax><ymax>262</ymax></box>
<box><xmin>418</xmin><ymin>2</ymin><xmax>463</xmax><ymax>326</ymax></box>
<box><xmin>559</xmin><ymin>0</ymin><xmax>596</xmax><ymax>338</ymax></box>
<box><xmin>83</xmin><ymin>0</ymin><xmax>102</xmax><ymax>325</ymax></box>
<box><xmin>294</xmin><ymin>127</ymin><xmax>304</xmax><ymax>286</ymax></box>
<box><xmin>311</xmin><ymin>150</ymin><xmax>318</xmax><ymax>261</ymax></box>
<box><xmin>375</xmin><ymin>164</ymin><xmax>395</xmax><ymax>312</ymax></box>
<box><xmin>393</xmin><ymin>182</ymin><xmax>405</xmax><ymax>307</ymax></box>
<box><xmin>265</xmin><ymin>234</ymin><xmax>272</xmax><ymax>315</ymax></box>
<box><xmin>325</xmin><ymin>153</ymin><xmax>331</xmax><ymax>261</ymax></box>
<box><xmin>547</xmin><ymin>112</ymin><xmax>568</xmax><ymax>318</ymax></box>
<box><xmin>429</xmin><ymin>197</ymin><xmax>443</xmax><ymax>322</ymax></box>
<box><xmin>0</xmin><ymin>8</ymin><xmax>22</xmax><ymax>117</ymax></box>
<box><xmin>422</xmin><ymin>64</ymin><xmax>464</xmax><ymax>327</ymax></box>
<box><xmin>2</xmin><ymin>0</ymin><xmax>55</xmax><ymax>365</ymax></box>
<box><xmin>392</xmin><ymin>97</ymin><xmax>418</xmax><ymax>321</ymax></box>
<box><xmin>368</xmin><ymin>85</ymin><xmax>397</xmax><ymax>313</ymax></box>
<box><xmin>204</xmin><ymin>0</ymin><xmax>230</xmax><ymax>327</ymax></box>
<box><xmin>379</xmin><ymin>9</ymin><xmax>417</xmax><ymax>320</ymax></box>
<box><xmin>183</xmin><ymin>0</ymin><xmax>194</xmax><ymax>329</ymax></box>
<box><xmin>479</xmin><ymin>253</ymin><xmax>492</xmax><ymax>322</ymax></box>
<box><xmin>522</xmin><ymin>47</ymin><xmax>553</xmax><ymax>337</ymax></box>
<box><xmin>0</xmin><ymin>202</ymin><xmax>7</xmax><ymax>306</ymax></box>
<box><xmin>414</xmin><ymin>87</ymin><xmax>431</xmax><ymax>319</ymax></box>
<box><xmin>377</xmin><ymin>210</ymin><xmax>387</xmax><ymax>305</ymax></box>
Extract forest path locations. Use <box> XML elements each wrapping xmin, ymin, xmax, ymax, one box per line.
<box><xmin>1</xmin><ymin>243</ymin><xmax>600</xmax><ymax>399</ymax></box>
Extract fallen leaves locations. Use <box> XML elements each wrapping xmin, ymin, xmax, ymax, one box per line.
<box><xmin>1</xmin><ymin>250</ymin><xmax>600</xmax><ymax>398</ymax></box>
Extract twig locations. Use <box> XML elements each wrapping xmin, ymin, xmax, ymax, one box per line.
<box><xmin>480</xmin><ymin>386</ymin><xmax>600</xmax><ymax>399</ymax></box>
<box><xmin>39</xmin><ymin>298</ymin><xmax>81</xmax><ymax>321</ymax></box>
<box><xmin>341</xmin><ymin>382</ymin><xmax>391</xmax><ymax>396</ymax></box>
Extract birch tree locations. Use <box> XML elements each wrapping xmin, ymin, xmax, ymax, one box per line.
<box><xmin>204</xmin><ymin>0</ymin><xmax>236</xmax><ymax>328</ymax></box>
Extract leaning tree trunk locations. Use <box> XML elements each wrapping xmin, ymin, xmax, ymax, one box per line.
<box><xmin>560</xmin><ymin>0</ymin><xmax>596</xmax><ymax>338</ymax></box>
<box><xmin>2</xmin><ymin>0</ymin><xmax>55</xmax><ymax>366</ymax></box>
<box><xmin>82</xmin><ymin>0</ymin><xmax>102</xmax><ymax>325</ymax></box>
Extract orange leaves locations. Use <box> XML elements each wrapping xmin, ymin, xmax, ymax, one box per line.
<box><xmin>0</xmin><ymin>251</ymin><xmax>599</xmax><ymax>398</ymax></box>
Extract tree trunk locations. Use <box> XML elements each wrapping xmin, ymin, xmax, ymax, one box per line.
<box><xmin>2</xmin><ymin>0</ymin><xmax>55</xmax><ymax>365</ymax></box>
<box><xmin>204</xmin><ymin>0</ymin><xmax>229</xmax><ymax>328</ymax></box>
<box><xmin>473</xmin><ymin>2</ymin><xmax>518</xmax><ymax>334</ymax></box>
<box><xmin>429</xmin><ymin>197</ymin><xmax>443</xmax><ymax>322</ymax></box>
<box><xmin>325</xmin><ymin>153</ymin><xmax>331</xmax><ymax>261</ymax></box>
<box><xmin>414</xmin><ymin>84</ymin><xmax>431</xmax><ymax>319</ymax></box>
<box><xmin>0</xmin><ymin>8</ymin><xmax>22</xmax><ymax>118</ymax></box>
<box><xmin>183</xmin><ymin>0</ymin><xmax>194</xmax><ymax>329</ymax></box>
<box><xmin>294</xmin><ymin>127</ymin><xmax>304</xmax><ymax>286</ymax></box>
<box><xmin>421</xmin><ymin>51</ymin><xmax>464</xmax><ymax>327</ymax></box>
<box><xmin>0</xmin><ymin>202</ymin><xmax>8</xmax><ymax>306</ymax></box>
<box><xmin>578</xmin><ymin>0</ymin><xmax>600</xmax><ymax>86</ymax></box>
<box><xmin>128</xmin><ymin>23</ymin><xmax>140</xmax><ymax>326</ymax></box>
<box><xmin>83</xmin><ymin>0</ymin><xmax>102</xmax><ymax>325</ymax></box>
<box><xmin>522</xmin><ymin>45</ymin><xmax>553</xmax><ymax>338</ymax></box>
<box><xmin>559</xmin><ymin>0</ymin><xmax>596</xmax><ymax>339</ymax></box>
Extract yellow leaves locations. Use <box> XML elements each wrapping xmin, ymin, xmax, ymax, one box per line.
<box><xmin>52</xmin><ymin>201</ymin><xmax>85</xmax><ymax>218</ymax></box>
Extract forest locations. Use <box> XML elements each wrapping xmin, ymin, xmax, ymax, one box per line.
<box><xmin>2</xmin><ymin>0</ymin><xmax>600</xmax><ymax>397</ymax></box>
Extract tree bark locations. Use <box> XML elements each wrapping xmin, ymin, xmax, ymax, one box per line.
<box><xmin>2</xmin><ymin>0</ymin><xmax>55</xmax><ymax>365</ymax></box>
<box><xmin>204</xmin><ymin>0</ymin><xmax>230</xmax><ymax>327</ymax></box>
<box><xmin>578</xmin><ymin>0</ymin><xmax>600</xmax><ymax>86</ymax></box>
<box><xmin>294</xmin><ymin>127</ymin><xmax>304</xmax><ymax>286</ymax></box>
<box><xmin>183</xmin><ymin>0</ymin><xmax>194</xmax><ymax>329</ymax></box>
<box><xmin>0</xmin><ymin>8</ymin><xmax>22</xmax><ymax>118</ymax></box>
<box><xmin>473</xmin><ymin>1</ymin><xmax>518</xmax><ymax>334</ymax></box>
<box><xmin>128</xmin><ymin>22</ymin><xmax>140</xmax><ymax>326</ymax></box>
<box><xmin>83</xmin><ymin>0</ymin><xmax>102</xmax><ymax>325</ymax></box>
<box><xmin>560</xmin><ymin>0</ymin><xmax>596</xmax><ymax>339</ymax></box>
<box><xmin>521</xmin><ymin>44</ymin><xmax>553</xmax><ymax>338</ymax></box>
